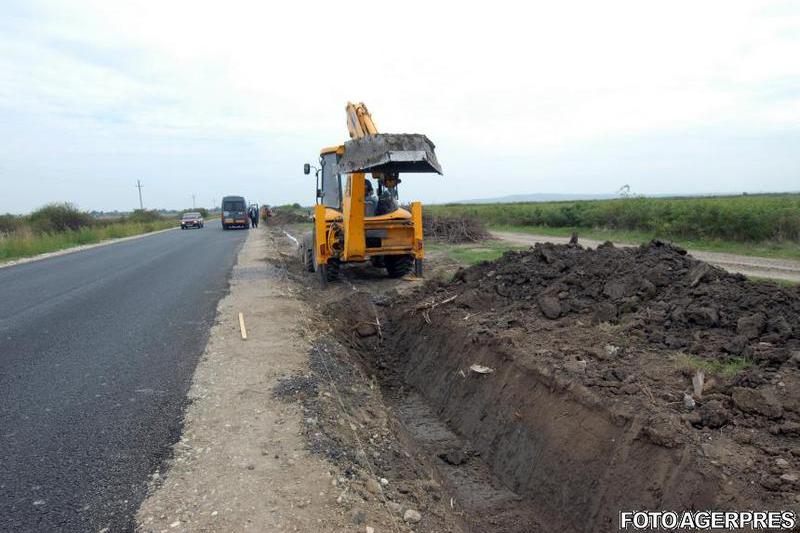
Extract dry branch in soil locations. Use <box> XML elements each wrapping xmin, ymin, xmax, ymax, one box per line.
<box><xmin>422</xmin><ymin>213</ymin><xmax>489</xmax><ymax>243</ymax></box>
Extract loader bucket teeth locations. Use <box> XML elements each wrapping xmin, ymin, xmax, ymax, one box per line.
<box><xmin>339</xmin><ymin>133</ymin><xmax>442</xmax><ymax>175</ymax></box>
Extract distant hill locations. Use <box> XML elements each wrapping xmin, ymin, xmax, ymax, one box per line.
<box><xmin>449</xmin><ymin>193</ymin><xmax>618</xmax><ymax>204</ymax></box>
<box><xmin>446</xmin><ymin>191</ymin><xmax>800</xmax><ymax>205</ymax></box>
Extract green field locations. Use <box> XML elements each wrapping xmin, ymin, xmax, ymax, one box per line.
<box><xmin>0</xmin><ymin>204</ymin><xmax>176</xmax><ymax>263</ymax></box>
<box><xmin>427</xmin><ymin>194</ymin><xmax>800</xmax><ymax>259</ymax></box>
<box><xmin>426</xmin><ymin>240</ymin><xmax>521</xmax><ymax>265</ymax></box>
<box><xmin>0</xmin><ymin>221</ymin><xmax>175</xmax><ymax>262</ymax></box>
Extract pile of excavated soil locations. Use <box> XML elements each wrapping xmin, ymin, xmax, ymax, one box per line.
<box><xmin>270</xmin><ymin>208</ymin><xmax>310</xmax><ymax>224</ymax></box>
<box><xmin>329</xmin><ymin>240</ymin><xmax>800</xmax><ymax>531</ymax></box>
<box><xmin>453</xmin><ymin>240</ymin><xmax>800</xmax><ymax>364</ymax></box>
<box><xmin>422</xmin><ymin>213</ymin><xmax>489</xmax><ymax>243</ymax></box>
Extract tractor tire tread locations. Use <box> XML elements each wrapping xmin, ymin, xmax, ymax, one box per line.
<box><xmin>385</xmin><ymin>255</ymin><xmax>413</xmax><ymax>278</ymax></box>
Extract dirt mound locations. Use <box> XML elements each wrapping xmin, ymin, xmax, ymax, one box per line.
<box><xmin>327</xmin><ymin>240</ymin><xmax>800</xmax><ymax>531</ymax></box>
<box><xmin>423</xmin><ymin>213</ymin><xmax>489</xmax><ymax>243</ymax></box>
<box><xmin>270</xmin><ymin>208</ymin><xmax>310</xmax><ymax>224</ymax></box>
<box><xmin>454</xmin><ymin>240</ymin><xmax>800</xmax><ymax>363</ymax></box>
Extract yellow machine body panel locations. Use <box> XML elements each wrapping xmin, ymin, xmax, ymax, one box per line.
<box><xmin>342</xmin><ymin>173</ymin><xmax>366</xmax><ymax>261</ymax></box>
<box><xmin>320</xmin><ymin>145</ymin><xmax>345</xmax><ymax>157</ymax></box>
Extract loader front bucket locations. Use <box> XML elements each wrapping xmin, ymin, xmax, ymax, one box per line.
<box><xmin>339</xmin><ymin>133</ymin><xmax>442</xmax><ymax>175</ymax></box>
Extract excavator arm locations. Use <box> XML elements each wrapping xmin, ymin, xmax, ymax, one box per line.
<box><xmin>345</xmin><ymin>102</ymin><xmax>378</xmax><ymax>139</ymax></box>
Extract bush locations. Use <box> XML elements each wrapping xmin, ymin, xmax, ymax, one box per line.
<box><xmin>181</xmin><ymin>208</ymin><xmax>209</xmax><ymax>218</ymax></box>
<box><xmin>29</xmin><ymin>203</ymin><xmax>93</xmax><ymax>234</ymax></box>
<box><xmin>423</xmin><ymin>213</ymin><xmax>489</xmax><ymax>243</ymax></box>
<box><xmin>0</xmin><ymin>214</ymin><xmax>22</xmax><ymax>235</ymax></box>
<box><xmin>125</xmin><ymin>209</ymin><xmax>163</xmax><ymax>223</ymax></box>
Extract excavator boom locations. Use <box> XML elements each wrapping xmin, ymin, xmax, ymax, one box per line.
<box><xmin>346</xmin><ymin>102</ymin><xmax>378</xmax><ymax>139</ymax></box>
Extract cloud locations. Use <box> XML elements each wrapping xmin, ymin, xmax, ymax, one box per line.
<box><xmin>0</xmin><ymin>0</ymin><xmax>798</xmax><ymax>212</ymax></box>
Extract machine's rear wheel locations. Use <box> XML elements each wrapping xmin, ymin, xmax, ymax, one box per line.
<box><xmin>384</xmin><ymin>255</ymin><xmax>413</xmax><ymax>278</ymax></box>
<box><xmin>303</xmin><ymin>247</ymin><xmax>315</xmax><ymax>272</ymax></box>
<box><xmin>302</xmin><ymin>233</ymin><xmax>315</xmax><ymax>272</ymax></box>
<box><xmin>310</xmin><ymin>229</ymin><xmax>339</xmax><ymax>284</ymax></box>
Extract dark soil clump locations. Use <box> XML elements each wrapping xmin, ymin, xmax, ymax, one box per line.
<box><xmin>270</xmin><ymin>208</ymin><xmax>310</xmax><ymax>225</ymax></box>
<box><xmin>453</xmin><ymin>240</ymin><xmax>799</xmax><ymax>363</ymax></box>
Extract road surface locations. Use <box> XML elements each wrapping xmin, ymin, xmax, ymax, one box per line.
<box><xmin>493</xmin><ymin>231</ymin><xmax>800</xmax><ymax>283</ymax></box>
<box><xmin>0</xmin><ymin>221</ymin><xmax>247</xmax><ymax>532</ymax></box>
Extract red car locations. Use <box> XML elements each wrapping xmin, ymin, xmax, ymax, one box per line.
<box><xmin>180</xmin><ymin>212</ymin><xmax>204</xmax><ymax>229</ymax></box>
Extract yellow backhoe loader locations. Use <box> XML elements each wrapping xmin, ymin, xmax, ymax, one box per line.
<box><xmin>302</xmin><ymin>102</ymin><xmax>442</xmax><ymax>286</ymax></box>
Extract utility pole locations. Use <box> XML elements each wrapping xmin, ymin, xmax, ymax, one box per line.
<box><xmin>135</xmin><ymin>180</ymin><xmax>144</xmax><ymax>209</ymax></box>
<box><xmin>192</xmin><ymin>194</ymin><xmax>196</xmax><ymax>209</ymax></box>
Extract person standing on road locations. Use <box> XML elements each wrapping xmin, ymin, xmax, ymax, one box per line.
<box><xmin>248</xmin><ymin>204</ymin><xmax>259</xmax><ymax>228</ymax></box>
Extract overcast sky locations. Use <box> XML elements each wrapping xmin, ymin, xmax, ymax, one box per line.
<box><xmin>1</xmin><ymin>0</ymin><xmax>799</xmax><ymax>214</ymax></box>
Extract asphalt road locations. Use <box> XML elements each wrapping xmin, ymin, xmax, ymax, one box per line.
<box><xmin>0</xmin><ymin>221</ymin><xmax>248</xmax><ymax>532</ymax></box>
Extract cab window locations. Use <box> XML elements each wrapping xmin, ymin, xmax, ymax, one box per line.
<box><xmin>320</xmin><ymin>153</ymin><xmax>342</xmax><ymax>209</ymax></box>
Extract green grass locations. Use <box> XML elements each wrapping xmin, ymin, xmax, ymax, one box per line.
<box><xmin>676</xmin><ymin>353</ymin><xmax>752</xmax><ymax>378</ymax></box>
<box><xmin>491</xmin><ymin>224</ymin><xmax>800</xmax><ymax>260</ymax></box>
<box><xmin>0</xmin><ymin>221</ymin><xmax>175</xmax><ymax>263</ymax></box>
<box><xmin>427</xmin><ymin>239</ymin><xmax>523</xmax><ymax>266</ymax></box>
<box><xmin>746</xmin><ymin>276</ymin><xmax>799</xmax><ymax>287</ymax></box>
<box><xmin>426</xmin><ymin>194</ymin><xmax>800</xmax><ymax>259</ymax></box>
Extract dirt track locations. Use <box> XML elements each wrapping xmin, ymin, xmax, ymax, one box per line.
<box><xmin>493</xmin><ymin>231</ymin><xmax>800</xmax><ymax>283</ymax></box>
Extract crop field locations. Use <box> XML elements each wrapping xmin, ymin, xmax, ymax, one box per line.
<box><xmin>426</xmin><ymin>194</ymin><xmax>800</xmax><ymax>258</ymax></box>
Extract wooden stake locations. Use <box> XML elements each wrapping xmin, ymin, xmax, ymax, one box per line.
<box><xmin>238</xmin><ymin>312</ymin><xmax>247</xmax><ymax>340</ymax></box>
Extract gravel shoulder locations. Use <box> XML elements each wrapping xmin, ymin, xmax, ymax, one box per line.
<box><xmin>493</xmin><ymin>231</ymin><xmax>800</xmax><ymax>283</ymax></box>
<box><xmin>135</xmin><ymin>226</ymin><xmax>449</xmax><ymax>532</ymax></box>
<box><xmin>135</xmin><ymin>226</ymin><xmax>353</xmax><ymax>532</ymax></box>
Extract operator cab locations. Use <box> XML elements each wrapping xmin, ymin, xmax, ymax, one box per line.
<box><xmin>319</xmin><ymin>148</ymin><xmax>344</xmax><ymax>210</ymax></box>
<box><xmin>304</xmin><ymin>146</ymin><xmax>402</xmax><ymax>217</ymax></box>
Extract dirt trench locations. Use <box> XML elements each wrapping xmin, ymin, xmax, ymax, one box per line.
<box><xmin>295</xmin><ymin>235</ymin><xmax>800</xmax><ymax>533</ymax></box>
<box><xmin>326</xmin><ymin>295</ymin><xmax>721</xmax><ymax>532</ymax></box>
<box><xmin>267</xmin><ymin>222</ymin><xmax>800</xmax><ymax>532</ymax></box>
